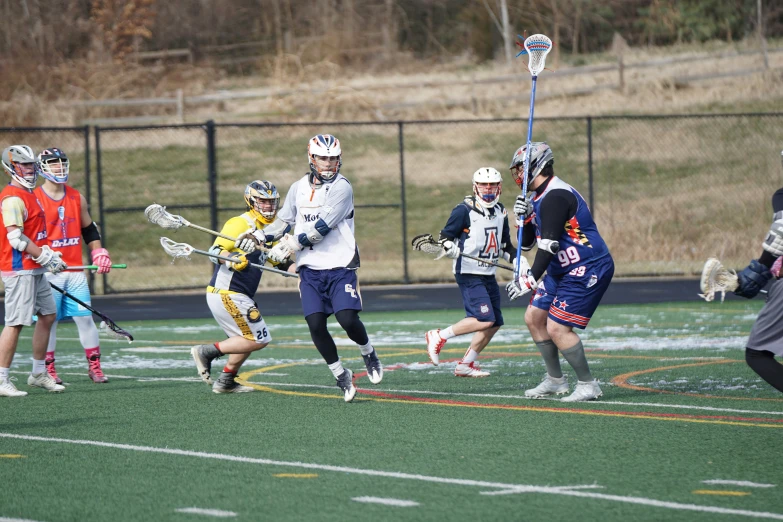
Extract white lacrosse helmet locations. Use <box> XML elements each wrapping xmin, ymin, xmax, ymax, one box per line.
<box><xmin>472</xmin><ymin>167</ymin><xmax>502</xmax><ymax>208</ymax></box>
<box><xmin>245</xmin><ymin>180</ymin><xmax>280</xmax><ymax>225</ymax></box>
<box><xmin>308</xmin><ymin>134</ymin><xmax>341</xmax><ymax>184</ymax></box>
<box><xmin>509</xmin><ymin>142</ymin><xmax>553</xmax><ymax>188</ymax></box>
<box><xmin>2</xmin><ymin>145</ymin><xmax>38</xmax><ymax>189</ymax></box>
<box><xmin>37</xmin><ymin>147</ymin><xmax>70</xmax><ymax>184</ymax></box>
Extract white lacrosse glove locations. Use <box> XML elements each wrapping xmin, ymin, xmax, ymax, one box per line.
<box><xmin>234</xmin><ymin>230</ymin><xmax>258</xmax><ymax>254</ymax></box>
<box><xmin>269</xmin><ymin>234</ymin><xmax>302</xmax><ymax>264</ymax></box>
<box><xmin>435</xmin><ymin>239</ymin><xmax>460</xmax><ymax>260</ymax></box>
<box><xmin>505</xmin><ymin>271</ymin><xmax>538</xmax><ymax>301</ymax></box>
<box><xmin>762</xmin><ymin>219</ymin><xmax>783</xmax><ymax>257</ymax></box>
<box><xmin>33</xmin><ymin>245</ymin><xmax>67</xmax><ymax>274</ymax></box>
<box><xmin>514</xmin><ymin>195</ymin><xmax>533</xmax><ymax>219</ymax></box>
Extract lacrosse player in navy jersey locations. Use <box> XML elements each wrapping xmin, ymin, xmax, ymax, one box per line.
<box><xmin>257</xmin><ymin>134</ymin><xmax>382</xmax><ymax>403</ymax></box>
<box><xmin>425</xmin><ymin>168</ymin><xmax>516</xmax><ymax>377</ymax></box>
<box><xmin>507</xmin><ymin>142</ymin><xmax>614</xmax><ymax>402</ymax></box>
<box><xmin>733</xmin><ymin>175</ymin><xmax>783</xmax><ymax>394</ymax></box>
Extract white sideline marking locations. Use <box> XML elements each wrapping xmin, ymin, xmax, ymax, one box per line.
<box><xmin>246</xmin><ymin>380</ymin><xmax>783</xmax><ymax>417</ymax></box>
<box><xmin>351</xmin><ymin>497</ymin><xmax>419</xmax><ymax>507</ymax></box>
<box><xmin>1</xmin><ymin>433</ymin><xmax>783</xmax><ymax>520</ymax></box>
<box><xmin>482</xmin><ymin>485</ymin><xmax>604</xmax><ymax>496</ymax></box>
<box><xmin>174</xmin><ymin>508</ymin><xmax>237</xmax><ymax>517</ymax></box>
<box><xmin>0</xmin><ymin>517</ymin><xmax>46</xmax><ymax>522</ymax></box>
<box><xmin>703</xmin><ymin>480</ymin><xmax>776</xmax><ymax>488</ymax></box>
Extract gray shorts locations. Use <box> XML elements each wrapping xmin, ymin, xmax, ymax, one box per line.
<box><xmin>2</xmin><ymin>273</ymin><xmax>57</xmax><ymax>326</ymax></box>
<box><xmin>746</xmin><ymin>278</ymin><xmax>783</xmax><ymax>356</ymax></box>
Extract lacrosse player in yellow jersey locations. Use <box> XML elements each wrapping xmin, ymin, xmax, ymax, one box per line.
<box><xmin>190</xmin><ymin>180</ymin><xmax>291</xmax><ymax>393</ymax></box>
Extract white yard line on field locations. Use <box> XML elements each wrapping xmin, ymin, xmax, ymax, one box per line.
<box><xmin>0</xmin><ymin>433</ymin><xmax>781</xmax><ymax>520</ymax></box>
<box><xmin>702</xmin><ymin>480</ymin><xmax>776</xmax><ymax>488</ymax></box>
<box><xmin>174</xmin><ymin>508</ymin><xmax>237</xmax><ymax>517</ymax></box>
<box><xmin>351</xmin><ymin>497</ymin><xmax>419</xmax><ymax>507</ymax></box>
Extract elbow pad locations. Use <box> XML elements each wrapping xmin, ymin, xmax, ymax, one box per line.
<box><xmin>7</xmin><ymin>229</ymin><xmax>29</xmax><ymax>252</ymax></box>
<box><xmin>81</xmin><ymin>222</ymin><xmax>101</xmax><ymax>244</ymax></box>
<box><xmin>537</xmin><ymin>239</ymin><xmax>560</xmax><ymax>254</ymax></box>
<box><xmin>208</xmin><ymin>244</ymin><xmax>223</xmax><ymax>265</ymax></box>
<box><xmin>262</xmin><ymin>221</ymin><xmax>291</xmax><ymax>242</ymax></box>
<box><xmin>299</xmin><ymin>219</ymin><xmax>331</xmax><ymax>248</ymax></box>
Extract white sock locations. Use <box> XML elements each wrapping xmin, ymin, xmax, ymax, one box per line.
<box><xmin>328</xmin><ymin>360</ymin><xmax>345</xmax><ymax>379</ymax></box>
<box><xmin>440</xmin><ymin>326</ymin><xmax>456</xmax><ymax>340</ymax></box>
<box><xmin>32</xmin><ymin>359</ymin><xmax>45</xmax><ymax>375</ymax></box>
<box><xmin>461</xmin><ymin>349</ymin><xmax>478</xmax><ymax>365</ymax></box>
<box><xmin>358</xmin><ymin>341</ymin><xmax>374</xmax><ymax>356</ymax></box>
<box><xmin>0</xmin><ymin>367</ymin><xmax>9</xmax><ymax>381</ymax></box>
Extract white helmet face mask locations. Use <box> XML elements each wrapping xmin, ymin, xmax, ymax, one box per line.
<box><xmin>472</xmin><ymin>167</ymin><xmax>502</xmax><ymax>208</ymax></box>
<box><xmin>308</xmin><ymin>134</ymin><xmax>342</xmax><ymax>184</ymax></box>
<box><xmin>509</xmin><ymin>142</ymin><xmax>553</xmax><ymax>188</ymax></box>
<box><xmin>2</xmin><ymin>145</ymin><xmax>38</xmax><ymax>189</ymax></box>
<box><xmin>37</xmin><ymin>148</ymin><xmax>70</xmax><ymax>184</ymax></box>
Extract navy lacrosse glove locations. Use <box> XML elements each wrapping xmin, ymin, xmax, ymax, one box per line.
<box><xmin>734</xmin><ymin>259</ymin><xmax>772</xmax><ymax>299</ymax></box>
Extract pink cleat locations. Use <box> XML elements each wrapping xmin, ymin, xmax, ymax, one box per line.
<box><xmin>87</xmin><ymin>353</ymin><xmax>109</xmax><ymax>383</ymax></box>
<box><xmin>45</xmin><ymin>355</ymin><xmax>63</xmax><ymax>385</ymax></box>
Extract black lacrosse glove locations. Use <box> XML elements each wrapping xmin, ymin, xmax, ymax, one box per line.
<box><xmin>734</xmin><ymin>259</ymin><xmax>772</xmax><ymax>299</ymax></box>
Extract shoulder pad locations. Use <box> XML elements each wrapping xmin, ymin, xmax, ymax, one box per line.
<box><xmin>462</xmin><ymin>195</ymin><xmax>484</xmax><ymax>214</ymax></box>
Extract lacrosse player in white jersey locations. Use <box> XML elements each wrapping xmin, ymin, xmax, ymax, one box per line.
<box><xmin>425</xmin><ymin>167</ymin><xmax>517</xmax><ymax>377</ymax></box>
<box><xmin>258</xmin><ymin>134</ymin><xmax>382</xmax><ymax>402</ymax></box>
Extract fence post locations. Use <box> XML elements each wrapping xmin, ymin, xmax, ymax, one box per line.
<box><xmin>398</xmin><ymin>121</ymin><xmax>410</xmax><ymax>284</ymax></box>
<box><xmin>205</xmin><ymin>120</ymin><xmax>218</xmax><ymax>234</ymax></box>
<box><xmin>95</xmin><ymin>126</ymin><xmax>109</xmax><ymax>294</ymax></box>
<box><xmin>587</xmin><ymin>116</ymin><xmax>594</xmax><ymax>216</ymax></box>
<box><xmin>84</xmin><ymin>125</ymin><xmax>94</xmax><ymax>294</ymax></box>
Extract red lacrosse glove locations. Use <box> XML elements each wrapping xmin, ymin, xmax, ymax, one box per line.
<box><xmin>91</xmin><ymin>248</ymin><xmax>112</xmax><ymax>274</ymax></box>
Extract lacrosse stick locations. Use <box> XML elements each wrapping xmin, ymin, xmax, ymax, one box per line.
<box><xmin>145</xmin><ymin>204</ymin><xmax>240</xmax><ymax>243</ymax></box>
<box><xmin>513</xmin><ymin>33</ymin><xmax>552</xmax><ymax>277</ymax></box>
<box><xmin>699</xmin><ymin>258</ymin><xmax>770</xmax><ymax>302</ymax></box>
<box><xmin>411</xmin><ymin>233</ymin><xmax>514</xmax><ymax>272</ymax></box>
<box><xmin>48</xmin><ymin>282</ymin><xmax>133</xmax><ymax>342</ymax></box>
<box><xmin>159</xmin><ymin>237</ymin><xmax>298</xmax><ymax>279</ymax></box>
<box><xmin>65</xmin><ymin>264</ymin><xmax>128</xmax><ymax>271</ymax></box>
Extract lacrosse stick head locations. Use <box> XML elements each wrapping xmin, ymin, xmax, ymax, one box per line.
<box><xmin>99</xmin><ymin>320</ymin><xmax>133</xmax><ymax>343</ymax></box>
<box><xmin>516</xmin><ymin>34</ymin><xmax>552</xmax><ymax>76</ymax></box>
<box><xmin>145</xmin><ymin>204</ymin><xmax>185</xmax><ymax>230</ymax></box>
<box><xmin>699</xmin><ymin>257</ymin><xmax>738</xmax><ymax>303</ymax></box>
<box><xmin>160</xmin><ymin>236</ymin><xmax>194</xmax><ymax>261</ymax></box>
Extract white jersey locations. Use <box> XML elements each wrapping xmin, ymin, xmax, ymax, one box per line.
<box><xmin>440</xmin><ymin>197</ymin><xmax>512</xmax><ymax>277</ymax></box>
<box><xmin>277</xmin><ymin>173</ymin><xmax>359</xmax><ymax>270</ymax></box>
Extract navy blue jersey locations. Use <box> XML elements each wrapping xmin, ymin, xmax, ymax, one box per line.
<box><xmin>531</xmin><ymin>177</ymin><xmax>610</xmax><ymax>277</ymax></box>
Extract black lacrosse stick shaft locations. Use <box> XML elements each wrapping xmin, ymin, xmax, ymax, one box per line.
<box><xmin>48</xmin><ymin>282</ymin><xmax>134</xmax><ymax>341</ymax></box>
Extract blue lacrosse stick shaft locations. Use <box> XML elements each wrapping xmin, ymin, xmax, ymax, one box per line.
<box><xmin>514</xmin><ymin>74</ymin><xmax>539</xmax><ymax>277</ymax></box>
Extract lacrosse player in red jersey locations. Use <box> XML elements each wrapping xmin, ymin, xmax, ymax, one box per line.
<box><xmin>34</xmin><ymin>148</ymin><xmax>113</xmax><ymax>384</ymax></box>
<box><xmin>0</xmin><ymin>145</ymin><xmax>66</xmax><ymax>397</ymax></box>
<box><xmin>507</xmin><ymin>142</ymin><xmax>614</xmax><ymax>402</ymax></box>
<box><xmin>424</xmin><ymin>167</ymin><xmax>517</xmax><ymax>377</ymax></box>
<box><xmin>735</xmin><ymin>172</ymin><xmax>783</xmax><ymax>393</ymax></box>
<box><xmin>190</xmin><ymin>180</ymin><xmax>291</xmax><ymax>393</ymax></box>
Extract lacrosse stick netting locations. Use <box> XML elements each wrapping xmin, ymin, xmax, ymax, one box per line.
<box><xmin>698</xmin><ymin>257</ymin><xmax>738</xmax><ymax>302</ymax></box>
<box><xmin>517</xmin><ymin>33</ymin><xmax>552</xmax><ymax>76</ymax></box>
<box><xmin>411</xmin><ymin>234</ymin><xmax>443</xmax><ymax>256</ymax></box>
<box><xmin>145</xmin><ymin>204</ymin><xmax>238</xmax><ymax>242</ymax></box>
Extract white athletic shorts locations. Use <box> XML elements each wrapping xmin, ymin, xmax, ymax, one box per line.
<box><xmin>46</xmin><ymin>271</ymin><xmax>92</xmax><ymax>320</ymax></box>
<box><xmin>206</xmin><ymin>292</ymin><xmax>271</xmax><ymax>344</ymax></box>
<box><xmin>2</xmin><ymin>273</ymin><xmax>57</xmax><ymax>326</ymax></box>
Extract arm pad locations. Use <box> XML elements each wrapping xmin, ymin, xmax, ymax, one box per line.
<box><xmin>7</xmin><ymin>228</ymin><xmax>29</xmax><ymax>252</ymax></box>
<box><xmin>299</xmin><ymin>218</ymin><xmax>331</xmax><ymax>248</ymax></box>
<box><xmin>81</xmin><ymin>222</ymin><xmax>101</xmax><ymax>244</ymax></box>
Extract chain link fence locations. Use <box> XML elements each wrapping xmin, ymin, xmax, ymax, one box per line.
<box><xmin>1</xmin><ymin>115</ymin><xmax>781</xmax><ymax>294</ymax></box>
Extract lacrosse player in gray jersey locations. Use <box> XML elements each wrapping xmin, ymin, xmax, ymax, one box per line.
<box><xmin>736</xmin><ymin>175</ymin><xmax>783</xmax><ymax>393</ymax></box>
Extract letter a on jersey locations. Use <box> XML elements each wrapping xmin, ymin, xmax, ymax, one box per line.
<box><xmin>483</xmin><ymin>228</ymin><xmax>499</xmax><ymax>257</ymax></box>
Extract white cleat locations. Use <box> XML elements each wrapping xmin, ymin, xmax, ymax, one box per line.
<box><xmin>362</xmin><ymin>350</ymin><xmax>383</xmax><ymax>385</ymax></box>
<box><xmin>454</xmin><ymin>362</ymin><xmax>490</xmax><ymax>378</ymax></box>
<box><xmin>0</xmin><ymin>377</ymin><xmax>27</xmax><ymax>397</ymax></box>
<box><xmin>524</xmin><ymin>374</ymin><xmax>569</xmax><ymax>398</ymax></box>
<box><xmin>28</xmin><ymin>372</ymin><xmax>65</xmax><ymax>393</ymax></box>
<box><xmin>561</xmin><ymin>380</ymin><xmax>603</xmax><ymax>402</ymax></box>
<box><xmin>425</xmin><ymin>329</ymin><xmax>446</xmax><ymax>366</ymax></box>
<box><xmin>336</xmin><ymin>369</ymin><xmax>356</xmax><ymax>403</ymax></box>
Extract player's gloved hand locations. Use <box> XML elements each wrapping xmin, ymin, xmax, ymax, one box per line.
<box><xmin>514</xmin><ymin>195</ymin><xmax>533</xmax><ymax>220</ymax></box>
<box><xmin>734</xmin><ymin>259</ymin><xmax>772</xmax><ymax>299</ymax></box>
<box><xmin>762</xmin><ymin>219</ymin><xmax>783</xmax><ymax>257</ymax></box>
<box><xmin>34</xmin><ymin>245</ymin><xmax>67</xmax><ymax>274</ymax></box>
<box><xmin>226</xmin><ymin>252</ymin><xmax>249</xmax><ymax>272</ymax></box>
<box><xmin>269</xmin><ymin>234</ymin><xmax>302</xmax><ymax>264</ymax></box>
<box><xmin>506</xmin><ymin>271</ymin><xmax>538</xmax><ymax>301</ymax></box>
<box><xmin>435</xmin><ymin>239</ymin><xmax>460</xmax><ymax>260</ymax></box>
<box><xmin>234</xmin><ymin>230</ymin><xmax>259</xmax><ymax>254</ymax></box>
<box><xmin>90</xmin><ymin>247</ymin><xmax>112</xmax><ymax>274</ymax></box>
